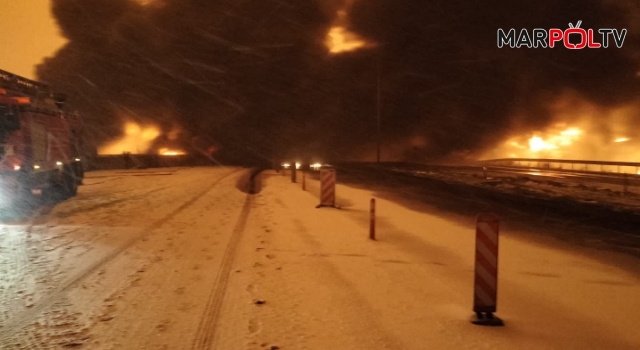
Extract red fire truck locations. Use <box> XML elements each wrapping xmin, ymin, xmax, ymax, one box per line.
<box><xmin>0</xmin><ymin>69</ymin><xmax>84</xmax><ymax>207</ymax></box>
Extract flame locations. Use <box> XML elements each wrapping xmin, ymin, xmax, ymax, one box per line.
<box><xmin>480</xmin><ymin>91</ymin><xmax>640</xmax><ymax>161</ymax></box>
<box><xmin>509</xmin><ymin>141</ymin><xmax>526</xmax><ymax>149</ymax></box>
<box><xmin>99</xmin><ymin>122</ymin><xmax>160</xmax><ymax>155</ymax></box>
<box><xmin>529</xmin><ymin>136</ymin><xmax>557</xmax><ymax>152</ymax></box>
<box><xmin>159</xmin><ymin>148</ymin><xmax>186</xmax><ymax>156</ymax></box>
<box><xmin>326</xmin><ymin>9</ymin><xmax>368</xmax><ymax>54</ymax></box>
<box><xmin>486</xmin><ymin>125</ymin><xmax>585</xmax><ymax>159</ymax></box>
<box><xmin>326</xmin><ymin>26</ymin><xmax>367</xmax><ymax>54</ymax></box>
<box><xmin>526</xmin><ymin>128</ymin><xmax>582</xmax><ymax>153</ymax></box>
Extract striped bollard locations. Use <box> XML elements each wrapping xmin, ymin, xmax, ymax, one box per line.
<box><xmin>369</xmin><ymin>198</ymin><xmax>376</xmax><ymax>240</ymax></box>
<box><xmin>316</xmin><ymin>167</ymin><xmax>336</xmax><ymax>208</ymax></box>
<box><xmin>472</xmin><ymin>213</ymin><xmax>504</xmax><ymax>326</ymax></box>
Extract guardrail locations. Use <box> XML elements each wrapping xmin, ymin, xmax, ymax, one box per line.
<box><xmin>480</xmin><ymin>158</ymin><xmax>640</xmax><ymax>175</ymax></box>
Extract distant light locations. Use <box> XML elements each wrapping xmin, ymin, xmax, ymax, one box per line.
<box><xmin>615</xmin><ymin>137</ymin><xmax>630</xmax><ymax>143</ymax></box>
<box><xmin>311</xmin><ymin>163</ymin><xmax>322</xmax><ymax>171</ymax></box>
<box><xmin>13</xmin><ymin>165</ymin><xmax>20</xmax><ymax>171</ymax></box>
<box><xmin>281</xmin><ymin>163</ymin><xmax>291</xmax><ymax>169</ymax></box>
<box><xmin>56</xmin><ymin>161</ymin><xmax>63</xmax><ymax>166</ymax></box>
<box><xmin>75</xmin><ymin>158</ymin><xmax>81</xmax><ymax>162</ymax></box>
<box><xmin>295</xmin><ymin>162</ymin><xmax>301</xmax><ymax>169</ymax></box>
<box><xmin>34</xmin><ymin>165</ymin><xmax>40</xmax><ymax>169</ymax></box>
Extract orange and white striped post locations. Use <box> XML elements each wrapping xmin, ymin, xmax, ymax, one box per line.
<box><xmin>316</xmin><ymin>167</ymin><xmax>336</xmax><ymax>208</ymax></box>
<box><xmin>369</xmin><ymin>198</ymin><xmax>376</xmax><ymax>240</ymax></box>
<box><xmin>472</xmin><ymin>213</ymin><xmax>504</xmax><ymax>326</ymax></box>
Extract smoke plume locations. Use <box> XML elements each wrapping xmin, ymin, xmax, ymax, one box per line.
<box><xmin>37</xmin><ymin>0</ymin><xmax>640</xmax><ymax>163</ymax></box>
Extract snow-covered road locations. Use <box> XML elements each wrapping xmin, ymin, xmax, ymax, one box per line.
<box><xmin>1</xmin><ymin>167</ymin><xmax>639</xmax><ymax>349</ymax></box>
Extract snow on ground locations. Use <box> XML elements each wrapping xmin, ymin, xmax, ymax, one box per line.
<box><xmin>1</xmin><ymin>167</ymin><xmax>249</xmax><ymax>349</ymax></box>
<box><xmin>1</xmin><ymin>167</ymin><xmax>639</xmax><ymax>349</ymax></box>
<box><xmin>218</xmin><ymin>170</ymin><xmax>640</xmax><ymax>349</ymax></box>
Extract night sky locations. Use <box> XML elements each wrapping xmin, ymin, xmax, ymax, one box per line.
<box><xmin>35</xmin><ymin>0</ymin><xmax>640</xmax><ymax>163</ymax></box>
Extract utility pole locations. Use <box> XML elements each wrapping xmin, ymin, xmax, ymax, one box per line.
<box><xmin>376</xmin><ymin>51</ymin><xmax>381</xmax><ymax>164</ymax></box>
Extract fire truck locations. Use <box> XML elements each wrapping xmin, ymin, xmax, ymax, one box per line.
<box><xmin>0</xmin><ymin>69</ymin><xmax>84</xmax><ymax>207</ymax></box>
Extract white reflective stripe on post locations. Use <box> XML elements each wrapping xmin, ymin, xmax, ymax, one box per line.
<box><xmin>319</xmin><ymin>168</ymin><xmax>336</xmax><ymax>207</ymax></box>
<box><xmin>473</xmin><ymin>213</ymin><xmax>500</xmax><ymax>314</ymax></box>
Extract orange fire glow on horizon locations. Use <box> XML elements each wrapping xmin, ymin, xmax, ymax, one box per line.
<box><xmin>99</xmin><ymin>121</ymin><xmax>186</xmax><ymax>156</ymax></box>
<box><xmin>99</xmin><ymin>122</ymin><xmax>160</xmax><ymax>155</ymax></box>
<box><xmin>482</xmin><ymin>91</ymin><xmax>640</xmax><ymax>162</ymax></box>
<box><xmin>159</xmin><ymin>148</ymin><xmax>186</xmax><ymax>156</ymax></box>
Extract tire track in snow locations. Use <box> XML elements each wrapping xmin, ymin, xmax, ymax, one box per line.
<box><xmin>0</xmin><ymin>226</ymin><xmax>30</xmax><ymax>325</ymax></box>
<box><xmin>0</xmin><ymin>182</ymin><xmax>173</xmax><ymax>329</ymax></box>
<box><xmin>191</xmin><ymin>193</ymin><xmax>253</xmax><ymax>350</ymax></box>
<box><xmin>0</xmin><ymin>168</ymin><xmax>243</xmax><ymax>341</ymax></box>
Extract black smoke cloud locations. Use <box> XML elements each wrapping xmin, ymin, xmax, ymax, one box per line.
<box><xmin>347</xmin><ymin>0</ymin><xmax>640</xmax><ymax>160</ymax></box>
<box><xmin>39</xmin><ymin>0</ymin><xmax>331</xmax><ymax>163</ymax></box>
<box><xmin>37</xmin><ymin>0</ymin><xmax>640</xmax><ymax>163</ymax></box>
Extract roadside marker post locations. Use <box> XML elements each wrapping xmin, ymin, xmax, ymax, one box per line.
<box><xmin>316</xmin><ymin>167</ymin><xmax>337</xmax><ymax>208</ymax></box>
<box><xmin>369</xmin><ymin>198</ymin><xmax>376</xmax><ymax>240</ymax></box>
<box><xmin>302</xmin><ymin>171</ymin><xmax>306</xmax><ymax>191</ymax></box>
<box><xmin>291</xmin><ymin>165</ymin><xmax>297</xmax><ymax>183</ymax></box>
<box><xmin>472</xmin><ymin>213</ymin><xmax>504</xmax><ymax>326</ymax></box>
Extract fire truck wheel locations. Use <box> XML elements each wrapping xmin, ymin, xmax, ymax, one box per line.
<box><xmin>46</xmin><ymin>166</ymin><xmax>78</xmax><ymax>200</ymax></box>
<box><xmin>75</xmin><ymin>162</ymin><xmax>84</xmax><ymax>186</ymax></box>
<box><xmin>3</xmin><ymin>179</ymin><xmax>32</xmax><ymax>212</ymax></box>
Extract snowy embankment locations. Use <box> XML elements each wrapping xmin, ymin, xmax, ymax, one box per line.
<box><xmin>387</xmin><ymin>164</ymin><xmax>640</xmax><ymax>211</ymax></box>
<box><xmin>215</xmin><ymin>171</ymin><xmax>640</xmax><ymax>350</ymax></box>
<box><xmin>320</xmin><ymin>163</ymin><xmax>640</xmax><ymax>238</ymax></box>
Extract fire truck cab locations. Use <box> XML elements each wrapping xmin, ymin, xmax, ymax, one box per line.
<box><xmin>0</xmin><ymin>69</ymin><xmax>84</xmax><ymax>208</ymax></box>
